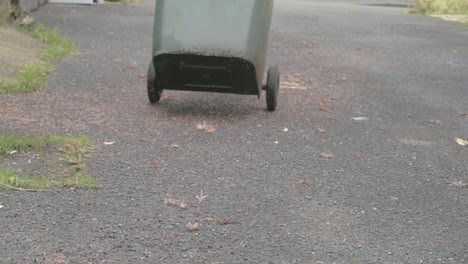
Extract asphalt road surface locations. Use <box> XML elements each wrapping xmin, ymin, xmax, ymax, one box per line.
<box><xmin>1</xmin><ymin>0</ymin><xmax>467</xmax><ymax>263</ymax></box>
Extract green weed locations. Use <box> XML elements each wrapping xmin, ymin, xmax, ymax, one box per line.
<box><xmin>0</xmin><ymin>24</ymin><xmax>77</xmax><ymax>94</ymax></box>
<box><xmin>21</xmin><ymin>25</ymin><xmax>78</xmax><ymax>62</ymax></box>
<box><xmin>0</xmin><ymin>134</ymin><xmax>88</xmax><ymax>156</ymax></box>
<box><xmin>0</xmin><ymin>134</ymin><xmax>99</xmax><ymax>190</ymax></box>
<box><xmin>0</xmin><ymin>63</ymin><xmax>53</xmax><ymax>94</ymax></box>
<box><xmin>0</xmin><ymin>1</ymin><xmax>16</xmax><ymax>25</ymax></box>
<box><xmin>412</xmin><ymin>0</ymin><xmax>468</xmax><ymax>15</ymax></box>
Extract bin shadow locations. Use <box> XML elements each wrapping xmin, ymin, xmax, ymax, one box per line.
<box><xmin>153</xmin><ymin>91</ymin><xmax>264</xmax><ymax>120</ymax></box>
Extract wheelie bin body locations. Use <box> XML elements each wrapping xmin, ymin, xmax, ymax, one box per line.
<box><xmin>147</xmin><ymin>0</ymin><xmax>279</xmax><ymax>111</ymax></box>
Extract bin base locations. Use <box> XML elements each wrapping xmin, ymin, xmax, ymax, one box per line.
<box><xmin>152</xmin><ymin>54</ymin><xmax>260</xmax><ymax>96</ymax></box>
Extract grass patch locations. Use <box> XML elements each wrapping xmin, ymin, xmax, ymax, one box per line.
<box><xmin>0</xmin><ymin>134</ymin><xmax>99</xmax><ymax>190</ymax></box>
<box><xmin>412</xmin><ymin>0</ymin><xmax>468</xmax><ymax>15</ymax></box>
<box><xmin>64</xmin><ymin>171</ymin><xmax>100</xmax><ymax>189</ymax></box>
<box><xmin>0</xmin><ymin>63</ymin><xmax>53</xmax><ymax>94</ymax></box>
<box><xmin>19</xmin><ymin>25</ymin><xmax>78</xmax><ymax>62</ymax></box>
<box><xmin>0</xmin><ymin>24</ymin><xmax>77</xmax><ymax>94</ymax></box>
<box><xmin>0</xmin><ymin>169</ymin><xmax>60</xmax><ymax>190</ymax></box>
<box><xmin>0</xmin><ymin>169</ymin><xmax>99</xmax><ymax>191</ymax></box>
<box><xmin>0</xmin><ymin>134</ymin><xmax>89</xmax><ymax>156</ymax></box>
<box><xmin>0</xmin><ymin>1</ymin><xmax>16</xmax><ymax>25</ymax></box>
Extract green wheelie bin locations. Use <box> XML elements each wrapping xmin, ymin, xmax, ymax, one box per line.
<box><xmin>147</xmin><ymin>0</ymin><xmax>279</xmax><ymax>111</ymax></box>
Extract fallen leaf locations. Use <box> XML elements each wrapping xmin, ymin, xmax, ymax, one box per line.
<box><xmin>352</xmin><ymin>117</ymin><xmax>368</xmax><ymax>121</ymax></box>
<box><xmin>316</xmin><ymin>128</ymin><xmax>326</xmax><ymax>133</ymax></box>
<box><xmin>449</xmin><ymin>180</ymin><xmax>468</xmax><ymax>188</ymax></box>
<box><xmin>352</xmin><ymin>153</ymin><xmax>363</xmax><ymax>159</ymax></box>
<box><xmin>186</xmin><ymin>222</ymin><xmax>200</xmax><ymax>232</ymax></box>
<box><xmin>195</xmin><ymin>190</ymin><xmax>209</xmax><ymax>204</ymax></box>
<box><xmin>298</xmin><ymin>179</ymin><xmax>311</xmax><ymax>186</ymax></box>
<box><xmin>205</xmin><ymin>127</ymin><xmax>216</xmax><ymax>133</ymax></box>
<box><xmin>196</xmin><ymin>122</ymin><xmax>207</xmax><ymax>130</ymax></box>
<box><xmin>319</xmin><ymin>104</ymin><xmax>328</xmax><ymax>111</ymax></box>
<box><xmin>104</xmin><ymin>141</ymin><xmax>116</xmax><ymax>145</ymax></box>
<box><xmin>455</xmin><ymin>138</ymin><xmax>468</xmax><ymax>146</ymax></box>
<box><xmin>44</xmin><ymin>253</ymin><xmax>66</xmax><ymax>264</ymax></box>
<box><xmin>171</xmin><ymin>144</ymin><xmax>180</xmax><ymax>149</ymax></box>
<box><xmin>128</xmin><ymin>63</ymin><xmax>138</xmax><ymax>69</ymax></box>
<box><xmin>428</xmin><ymin>119</ymin><xmax>442</xmax><ymax>124</ymax></box>
<box><xmin>164</xmin><ymin>198</ymin><xmax>188</xmax><ymax>209</ymax></box>
<box><xmin>283</xmin><ymin>127</ymin><xmax>289</xmax><ymax>132</ymax></box>
<box><xmin>200</xmin><ymin>217</ymin><xmax>237</xmax><ymax>225</ymax></box>
<box><xmin>320</xmin><ymin>152</ymin><xmax>335</xmax><ymax>159</ymax></box>
<box><xmin>196</xmin><ymin>122</ymin><xmax>216</xmax><ymax>133</ymax></box>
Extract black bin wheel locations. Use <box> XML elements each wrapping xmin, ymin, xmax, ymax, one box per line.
<box><xmin>147</xmin><ymin>61</ymin><xmax>163</xmax><ymax>103</ymax></box>
<box><xmin>266</xmin><ymin>65</ymin><xmax>279</xmax><ymax>111</ymax></box>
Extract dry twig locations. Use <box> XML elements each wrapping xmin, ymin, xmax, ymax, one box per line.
<box><xmin>164</xmin><ymin>198</ymin><xmax>188</xmax><ymax>209</ymax></box>
<box><xmin>186</xmin><ymin>222</ymin><xmax>200</xmax><ymax>232</ymax></box>
<box><xmin>196</xmin><ymin>190</ymin><xmax>208</xmax><ymax>204</ymax></box>
<box><xmin>320</xmin><ymin>152</ymin><xmax>335</xmax><ymax>159</ymax></box>
<box><xmin>0</xmin><ymin>183</ymin><xmax>49</xmax><ymax>192</ymax></box>
<box><xmin>450</xmin><ymin>180</ymin><xmax>468</xmax><ymax>188</ymax></box>
<box><xmin>196</xmin><ymin>122</ymin><xmax>216</xmax><ymax>133</ymax></box>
